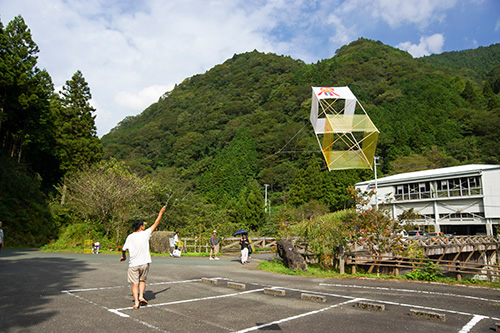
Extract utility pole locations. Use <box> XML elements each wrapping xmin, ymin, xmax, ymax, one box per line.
<box><xmin>374</xmin><ymin>156</ymin><xmax>380</xmax><ymax>210</ymax></box>
<box><xmin>264</xmin><ymin>184</ymin><xmax>270</xmax><ymax>213</ymax></box>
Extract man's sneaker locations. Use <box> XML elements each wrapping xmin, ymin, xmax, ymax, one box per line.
<box><xmin>209</xmin><ymin>257</ymin><xmax>214</xmax><ymax>260</ymax></box>
<box><xmin>214</xmin><ymin>257</ymin><xmax>219</xmax><ymax>260</ymax></box>
<box><xmin>170</xmin><ymin>253</ymin><xmax>173</xmax><ymax>257</ymax></box>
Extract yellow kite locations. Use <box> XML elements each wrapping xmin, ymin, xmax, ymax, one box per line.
<box><xmin>310</xmin><ymin>87</ymin><xmax>379</xmax><ymax>170</ymax></box>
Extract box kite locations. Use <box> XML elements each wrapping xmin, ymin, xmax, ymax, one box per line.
<box><xmin>310</xmin><ymin>87</ymin><xmax>379</xmax><ymax>170</ymax></box>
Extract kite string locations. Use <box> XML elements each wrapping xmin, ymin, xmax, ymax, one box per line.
<box><xmin>273</xmin><ymin>124</ymin><xmax>306</xmax><ymax>155</ymax></box>
<box><xmin>259</xmin><ymin>123</ymin><xmax>312</xmax><ymax>162</ymax></box>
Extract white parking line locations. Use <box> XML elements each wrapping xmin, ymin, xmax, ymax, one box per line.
<box><xmin>282</xmin><ymin>284</ymin><xmax>496</xmax><ymax>331</ymax></box>
<box><xmin>61</xmin><ymin>277</ymin><xmax>498</xmax><ymax>332</ymax></box>
<box><xmin>459</xmin><ymin>315</ymin><xmax>487</xmax><ymax>333</ymax></box>
<box><xmin>113</xmin><ymin>288</ymin><xmax>265</xmax><ymax>312</ymax></box>
<box><xmin>319</xmin><ymin>283</ymin><xmax>500</xmax><ymax>303</ymax></box>
<box><xmin>61</xmin><ymin>278</ymin><xmax>205</xmax><ymax>293</ymax></box>
<box><xmin>235</xmin><ymin>298</ymin><xmax>362</xmax><ymax>332</ymax></box>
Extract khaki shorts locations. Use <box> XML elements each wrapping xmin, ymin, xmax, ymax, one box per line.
<box><xmin>127</xmin><ymin>263</ymin><xmax>150</xmax><ymax>284</ymax></box>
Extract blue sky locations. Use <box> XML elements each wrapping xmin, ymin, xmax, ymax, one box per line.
<box><xmin>1</xmin><ymin>0</ymin><xmax>499</xmax><ymax>136</ymax></box>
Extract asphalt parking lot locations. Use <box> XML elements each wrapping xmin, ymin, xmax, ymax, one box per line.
<box><xmin>1</xmin><ymin>249</ymin><xmax>500</xmax><ymax>332</ymax></box>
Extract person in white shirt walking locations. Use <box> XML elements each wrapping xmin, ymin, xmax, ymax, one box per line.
<box><xmin>120</xmin><ymin>206</ymin><xmax>166</xmax><ymax>309</ymax></box>
<box><xmin>170</xmin><ymin>231</ymin><xmax>180</xmax><ymax>256</ymax></box>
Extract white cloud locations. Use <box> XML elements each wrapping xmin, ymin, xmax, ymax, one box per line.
<box><xmin>326</xmin><ymin>13</ymin><xmax>357</xmax><ymax>45</ymax></box>
<box><xmin>496</xmin><ymin>18</ymin><xmax>500</xmax><ymax>32</ymax></box>
<box><xmin>116</xmin><ymin>84</ymin><xmax>173</xmax><ymax>110</ymax></box>
<box><xmin>353</xmin><ymin>0</ymin><xmax>458</xmax><ymax>29</ymax></box>
<box><xmin>397</xmin><ymin>34</ymin><xmax>445</xmax><ymax>57</ymax></box>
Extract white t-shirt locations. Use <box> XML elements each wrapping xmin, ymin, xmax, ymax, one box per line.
<box><xmin>123</xmin><ymin>228</ymin><xmax>153</xmax><ymax>267</ymax></box>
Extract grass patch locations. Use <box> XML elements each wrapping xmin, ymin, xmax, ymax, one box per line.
<box><xmin>258</xmin><ymin>259</ymin><xmax>342</xmax><ymax>278</ymax></box>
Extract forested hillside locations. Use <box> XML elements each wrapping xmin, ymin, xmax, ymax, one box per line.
<box><xmin>102</xmin><ymin>38</ymin><xmax>500</xmax><ymax>213</ymax></box>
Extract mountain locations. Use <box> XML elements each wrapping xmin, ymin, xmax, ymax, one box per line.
<box><xmin>102</xmin><ymin>38</ymin><xmax>500</xmax><ymax>209</ymax></box>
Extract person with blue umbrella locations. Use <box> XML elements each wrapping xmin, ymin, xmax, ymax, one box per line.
<box><xmin>238</xmin><ymin>232</ymin><xmax>250</xmax><ymax>264</ymax></box>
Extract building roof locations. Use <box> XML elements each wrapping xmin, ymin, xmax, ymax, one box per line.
<box><xmin>356</xmin><ymin>164</ymin><xmax>500</xmax><ymax>187</ymax></box>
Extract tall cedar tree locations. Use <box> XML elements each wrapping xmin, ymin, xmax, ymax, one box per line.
<box><xmin>0</xmin><ymin>16</ymin><xmax>61</xmax><ymax>188</ymax></box>
<box><xmin>0</xmin><ymin>16</ymin><xmax>49</xmax><ymax>161</ymax></box>
<box><xmin>56</xmin><ymin>70</ymin><xmax>102</xmax><ymax>174</ymax></box>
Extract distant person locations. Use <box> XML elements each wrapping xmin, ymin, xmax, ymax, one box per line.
<box><xmin>247</xmin><ymin>235</ymin><xmax>253</xmax><ymax>259</ymax></box>
<box><xmin>209</xmin><ymin>230</ymin><xmax>220</xmax><ymax>260</ymax></box>
<box><xmin>239</xmin><ymin>233</ymin><xmax>249</xmax><ymax>264</ymax></box>
<box><xmin>170</xmin><ymin>231</ymin><xmax>180</xmax><ymax>257</ymax></box>
<box><xmin>120</xmin><ymin>206</ymin><xmax>166</xmax><ymax>309</ymax></box>
<box><xmin>0</xmin><ymin>221</ymin><xmax>4</xmax><ymax>251</ymax></box>
<box><xmin>92</xmin><ymin>241</ymin><xmax>100</xmax><ymax>254</ymax></box>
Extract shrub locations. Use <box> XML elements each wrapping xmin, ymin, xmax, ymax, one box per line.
<box><xmin>405</xmin><ymin>262</ymin><xmax>443</xmax><ymax>281</ymax></box>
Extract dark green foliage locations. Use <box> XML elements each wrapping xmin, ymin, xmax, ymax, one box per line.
<box><xmin>405</xmin><ymin>262</ymin><xmax>443</xmax><ymax>281</ymax></box>
<box><xmin>227</xmin><ymin>178</ymin><xmax>265</xmax><ymax>231</ymax></box>
<box><xmin>0</xmin><ymin>16</ymin><xmax>61</xmax><ymax>188</ymax></box>
<box><xmin>55</xmin><ymin>70</ymin><xmax>102</xmax><ymax>174</ymax></box>
<box><xmin>197</xmin><ymin>127</ymin><xmax>258</xmax><ymax>206</ymax></box>
<box><xmin>0</xmin><ymin>155</ymin><xmax>57</xmax><ymax>246</ymax></box>
<box><xmin>418</xmin><ymin>44</ymin><xmax>500</xmax><ymax>76</ymax></box>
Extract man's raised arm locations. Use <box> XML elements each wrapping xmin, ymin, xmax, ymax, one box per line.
<box><xmin>151</xmin><ymin>206</ymin><xmax>166</xmax><ymax>232</ymax></box>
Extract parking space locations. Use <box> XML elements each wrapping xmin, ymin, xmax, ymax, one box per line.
<box><xmin>61</xmin><ymin>276</ymin><xmax>500</xmax><ymax>332</ymax></box>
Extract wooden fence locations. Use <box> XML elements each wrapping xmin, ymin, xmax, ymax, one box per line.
<box><xmin>346</xmin><ymin>254</ymin><xmax>500</xmax><ymax>281</ymax></box>
<box><xmin>178</xmin><ymin>237</ymin><xmax>277</xmax><ymax>253</ymax></box>
<box><xmin>173</xmin><ymin>235</ymin><xmax>500</xmax><ymax>281</ymax></box>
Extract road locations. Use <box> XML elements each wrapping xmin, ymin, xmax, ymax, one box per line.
<box><xmin>1</xmin><ymin>249</ymin><xmax>499</xmax><ymax>332</ymax></box>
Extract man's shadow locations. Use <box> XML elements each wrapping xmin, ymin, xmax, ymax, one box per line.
<box><xmin>143</xmin><ymin>287</ymin><xmax>170</xmax><ymax>302</ymax></box>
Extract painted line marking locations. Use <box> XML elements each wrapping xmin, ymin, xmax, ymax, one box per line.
<box><xmin>280</xmin><ymin>285</ymin><xmax>498</xmax><ymax>322</ymax></box>
<box><xmin>62</xmin><ymin>277</ymin><xmax>499</xmax><ymax>332</ymax></box>
<box><xmin>320</xmin><ymin>283</ymin><xmax>500</xmax><ymax>303</ymax></box>
<box><xmin>63</xmin><ymin>287</ymin><xmax>166</xmax><ymax>331</ymax></box>
<box><xmin>113</xmin><ymin>288</ymin><xmax>265</xmax><ymax>312</ymax></box>
<box><xmin>235</xmin><ymin>298</ymin><xmax>362</xmax><ymax>332</ymax></box>
<box><xmin>61</xmin><ymin>278</ymin><xmax>204</xmax><ymax>293</ymax></box>
<box><xmin>459</xmin><ymin>315</ymin><xmax>487</xmax><ymax>333</ymax></box>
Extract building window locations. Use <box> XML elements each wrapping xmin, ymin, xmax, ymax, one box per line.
<box><xmin>409</xmin><ymin>183</ymin><xmax>419</xmax><ymax>200</ymax></box>
<box><xmin>419</xmin><ymin>182</ymin><xmax>431</xmax><ymax>199</ymax></box>
<box><xmin>469</xmin><ymin>176</ymin><xmax>482</xmax><ymax>195</ymax></box>
<box><xmin>395</xmin><ymin>185</ymin><xmax>403</xmax><ymax>200</ymax></box>
<box><xmin>437</xmin><ymin>180</ymin><xmax>449</xmax><ymax>198</ymax></box>
<box><xmin>442</xmin><ymin>212</ymin><xmax>484</xmax><ymax>221</ymax></box>
<box><xmin>449</xmin><ymin>178</ymin><xmax>461</xmax><ymax>197</ymax></box>
<box><xmin>393</xmin><ymin>176</ymin><xmax>482</xmax><ymax>201</ymax></box>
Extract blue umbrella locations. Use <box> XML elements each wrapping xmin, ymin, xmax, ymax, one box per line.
<box><xmin>233</xmin><ymin>229</ymin><xmax>248</xmax><ymax>236</ymax></box>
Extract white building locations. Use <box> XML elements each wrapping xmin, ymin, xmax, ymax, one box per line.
<box><xmin>355</xmin><ymin>164</ymin><xmax>500</xmax><ymax>236</ymax></box>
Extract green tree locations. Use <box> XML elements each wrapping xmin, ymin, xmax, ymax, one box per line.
<box><xmin>228</xmin><ymin>179</ymin><xmax>265</xmax><ymax>230</ymax></box>
<box><xmin>0</xmin><ymin>16</ymin><xmax>54</xmax><ymax>163</ymax></box>
<box><xmin>288</xmin><ymin>159</ymin><xmax>324</xmax><ymax>207</ymax></box>
<box><xmin>54</xmin><ymin>159</ymin><xmax>154</xmax><ymax>243</ymax></box>
<box><xmin>197</xmin><ymin>128</ymin><xmax>258</xmax><ymax>206</ymax></box>
<box><xmin>461</xmin><ymin>80</ymin><xmax>478</xmax><ymax>103</ymax></box>
<box><xmin>55</xmin><ymin>70</ymin><xmax>102</xmax><ymax>174</ymax></box>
